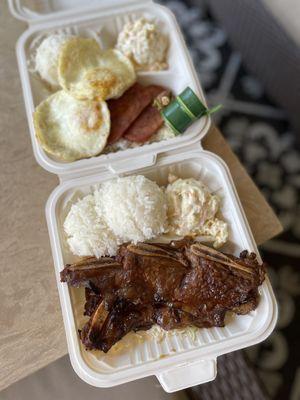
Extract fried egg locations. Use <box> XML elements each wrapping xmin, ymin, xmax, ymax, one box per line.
<box><xmin>35</xmin><ymin>33</ymin><xmax>73</xmax><ymax>88</ymax></box>
<box><xmin>34</xmin><ymin>90</ymin><xmax>110</xmax><ymax>161</ymax></box>
<box><xmin>58</xmin><ymin>37</ymin><xmax>136</xmax><ymax>100</ymax></box>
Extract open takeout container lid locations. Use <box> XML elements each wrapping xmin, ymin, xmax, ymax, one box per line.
<box><xmin>12</xmin><ymin>0</ymin><xmax>211</xmax><ymax>179</ymax></box>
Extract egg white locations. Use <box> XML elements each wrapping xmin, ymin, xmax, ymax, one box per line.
<box><xmin>58</xmin><ymin>37</ymin><xmax>136</xmax><ymax>100</ymax></box>
<box><xmin>35</xmin><ymin>33</ymin><xmax>73</xmax><ymax>88</ymax></box>
<box><xmin>34</xmin><ymin>90</ymin><xmax>110</xmax><ymax>161</ymax></box>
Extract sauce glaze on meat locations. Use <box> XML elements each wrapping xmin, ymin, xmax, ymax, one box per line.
<box><xmin>61</xmin><ymin>239</ymin><xmax>266</xmax><ymax>353</ymax></box>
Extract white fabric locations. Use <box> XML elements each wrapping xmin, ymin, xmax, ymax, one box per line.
<box><xmin>262</xmin><ymin>0</ymin><xmax>300</xmax><ymax>45</ymax></box>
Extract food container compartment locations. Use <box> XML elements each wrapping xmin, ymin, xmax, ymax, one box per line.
<box><xmin>46</xmin><ymin>149</ymin><xmax>277</xmax><ymax>391</ymax></box>
<box><xmin>15</xmin><ymin>1</ymin><xmax>211</xmax><ymax>177</ymax></box>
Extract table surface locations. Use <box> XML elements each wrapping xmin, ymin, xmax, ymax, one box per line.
<box><xmin>0</xmin><ymin>2</ymin><xmax>282</xmax><ymax>392</ymax></box>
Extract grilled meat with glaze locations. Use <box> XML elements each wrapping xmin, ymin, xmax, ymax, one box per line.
<box><xmin>61</xmin><ymin>239</ymin><xmax>266</xmax><ymax>352</ymax></box>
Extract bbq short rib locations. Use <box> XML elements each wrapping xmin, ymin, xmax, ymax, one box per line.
<box><xmin>61</xmin><ymin>239</ymin><xmax>266</xmax><ymax>353</ymax></box>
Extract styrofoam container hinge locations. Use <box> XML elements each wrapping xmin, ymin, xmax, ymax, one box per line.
<box><xmin>157</xmin><ymin>139</ymin><xmax>203</xmax><ymax>158</ymax></box>
<box><xmin>108</xmin><ymin>153</ymin><xmax>157</xmax><ymax>175</ymax></box>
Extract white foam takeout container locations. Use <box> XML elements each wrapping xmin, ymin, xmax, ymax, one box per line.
<box><xmin>10</xmin><ymin>0</ymin><xmax>278</xmax><ymax>392</ymax></box>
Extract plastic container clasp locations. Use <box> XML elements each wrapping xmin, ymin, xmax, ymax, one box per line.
<box><xmin>156</xmin><ymin>358</ymin><xmax>217</xmax><ymax>393</ymax></box>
